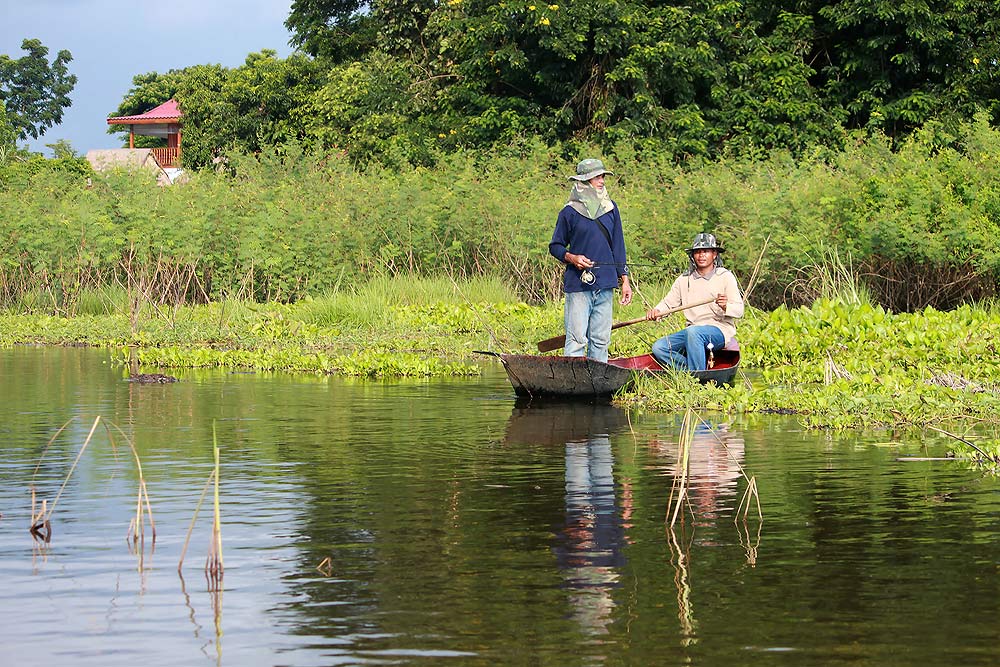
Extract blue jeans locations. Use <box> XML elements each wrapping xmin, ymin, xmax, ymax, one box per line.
<box><xmin>651</xmin><ymin>325</ymin><xmax>725</xmax><ymax>371</ymax></box>
<box><xmin>564</xmin><ymin>289</ymin><xmax>613</xmax><ymax>362</ymax></box>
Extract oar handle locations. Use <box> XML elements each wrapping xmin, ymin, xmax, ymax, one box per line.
<box><xmin>536</xmin><ymin>295</ymin><xmax>717</xmax><ymax>353</ymax></box>
<box><xmin>647</xmin><ymin>295</ymin><xmax>716</xmax><ymax>321</ymax></box>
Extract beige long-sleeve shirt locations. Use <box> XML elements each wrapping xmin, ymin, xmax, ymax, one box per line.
<box><xmin>654</xmin><ymin>267</ymin><xmax>744</xmax><ymax>343</ymax></box>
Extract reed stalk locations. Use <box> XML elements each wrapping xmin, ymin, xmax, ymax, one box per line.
<box><xmin>736</xmin><ymin>475</ymin><xmax>762</xmax><ymax>521</ymax></box>
<box><xmin>740</xmin><ymin>233</ymin><xmax>771</xmax><ymax>304</ymax></box>
<box><xmin>105</xmin><ymin>421</ymin><xmax>157</xmax><ymax>545</ymax></box>
<box><xmin>31</xmin><ymin>417</ymin><xmax>76</xmax><ymax>481</ymax></box>
<box><xmin>666</xmin><ymin>409</ymin><xmax>696</xmax><ymax>528</ymax></box>
<box><xmin>205</xmin><ymin>423</ymin><xmax>224</xmax><ymax>586</ymax></box>
<box><xmin>38</xmin><ymin>416</ymin><xmax>101</xmax><ymax>531</ymax></box>
<box><xmin>178</xmin><ymin>469</ymin><xmax>215</xmax><ymax>571</ymax></box>
<box><xmin>30</xmin><ymin>416</ymin><xmax>158</xmax><ymax>550</ymax></box>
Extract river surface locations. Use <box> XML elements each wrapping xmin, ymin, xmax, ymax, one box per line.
<box><xmin>1</xmin><ymin>346</ymin><xmax>998</xmax><ymax>666</ymax></box>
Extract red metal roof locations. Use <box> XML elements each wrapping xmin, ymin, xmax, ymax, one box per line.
<box><xmin>107</xmin><ymin>99</ymin><xmax>181</xmax><ymax>125</ymax></box>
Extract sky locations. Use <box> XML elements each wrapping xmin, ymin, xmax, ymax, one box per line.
<box><xmin>2</xmin><ymin>0</ymin><xmax>295</xmax><ymax>155</ymax></box>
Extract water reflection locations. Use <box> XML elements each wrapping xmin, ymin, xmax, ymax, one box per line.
<box><xmin>5</xmin><ymin>348</ymin><xmax>1000</xmax><ymax>665</ymax></box>
<box><xmin>506</xmin><ymin>400</ymin><xmax>632</xmax><ymax>638</ymax></box>
<box><xmin>650</xmin><ymin>419</ymin><xmax>746</xmax><ymax>523</ymax></box>
<box><xmin>654</xmin><ymin>419</ymin><xmax>758</xmax><ymax>650</ymax></box>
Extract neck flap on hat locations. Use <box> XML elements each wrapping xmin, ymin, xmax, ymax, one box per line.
<box><xmin>566</xmin><ymin>181</ymin><xmax>614</xmax><ymax>219</ymax></box>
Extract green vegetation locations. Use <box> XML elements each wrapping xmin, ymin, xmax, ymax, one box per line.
<box><xmin>621</xmin><ymin>298</ymin><xmax>1000</xmax><ymax>427</ymax></box>
<box><xmin>108</xmin><ymin>1</ymin><xmax>1000</xmax><ymax>167</ymax></box>
<box><xmin>0</xmin><ymin>39</ymin><xmax>77</xmax><ymax>141</ymax></box>
<box><xmin>5</xmin><ymin>117</ymin><xmax>1000</xmax><ymax>314</ymax></box>
<box><xmin>6</xmin><ymin>3</ymin><xmax>1000</xmax><ymax>450</ymax></box>
<box><xmin>3</xmin><ymin>269</ymin><xmax>1000</xmax><ymax>447</ymax></box>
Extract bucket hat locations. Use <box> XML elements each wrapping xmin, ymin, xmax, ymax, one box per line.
<box><xmin>687</xmin><ymin>232</ymin><xmax>725</xmax><ymax>254</ymax></box>
<box><xmin>568</xmin><ymin>158</ymin><xmax>614</xmax><ymax>181</ymax></box>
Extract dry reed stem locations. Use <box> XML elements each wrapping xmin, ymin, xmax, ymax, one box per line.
<box><xmin>740</xmin><ymin>233</ymin><xmax>771</xmax><ymax>305</ymax></box>
<box><xmin>205</xmin><ymin>424</ymin><xmax>224</xmax><ymax>583</ymax></box>
<box><xmin>178</xmin><ymin>469</ymin><xmax>216</xmax><ymax>572</ymax></box>
<box><xmin>31</xmin><ymin>417</ymin><xmax>77</xmax><ymax>482</ymax></box>
<box><xmin>105</xmin><ymin>421</ymin><xmax>157</xmax><ymax>545</ymax></box>
<box><xmin>446</xmin><ymin>274</ymin><xmax>508</xmax><ymax>352</ymax></box>
<box><xmin>666</xmin><ymin>409</ymin><xmax>696</xmax><ymax>527</ymax></box>
<box><xmin>919</xmin><ymin>423</ymin><xmax>998</xmax><ymax>463</ymax></box>
<box><xmin>736</xmin><ymin>476</ymin><xmax>763</xmax><ymax>521</ymax></box>
<box><xmin>662</xmin><ymin>408</ymin><xmax>764</xmax><ymax>526</ymax></box>
<box><xmin>40</xmin><ymin>416</ymin><xmax>101</xmax><ymax>527</ymax></box>
<box><xmin>29</xmin><ymin>493</ymin><xmax>50</xmax><ymax>542</ymax></box>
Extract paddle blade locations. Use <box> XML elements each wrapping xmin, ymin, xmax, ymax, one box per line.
<box><xmin>536</xmin><ymin>335</ymin><xmax>566</xmax><ymax>353</ymax></box>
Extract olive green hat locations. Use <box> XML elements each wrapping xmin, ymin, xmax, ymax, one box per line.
<box><xmin>568</xmin><ymin>158</ymin><xmax>614</xmax><ymax>181</ymax></box>
<box><xmin>687</xmin><ymin>232</ymin><xmax>725</xmax><ymax>254</ymax></box>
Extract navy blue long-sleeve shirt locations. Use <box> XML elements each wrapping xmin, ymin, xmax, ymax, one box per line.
<box><xmin>549</xmin><ymin>204</ymin><xmax>629</xmax><ymax>293</ymax></box>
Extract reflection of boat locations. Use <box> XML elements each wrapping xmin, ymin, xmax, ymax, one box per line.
<box><xmin>496</xmin><ymin>350</ymin><xmax>740</xmax><ymax>398</ymax></box>
<box><xmin>504</xmin><ymin>398</ymin><xmax>630</xmax><ymax>446</ymax></box>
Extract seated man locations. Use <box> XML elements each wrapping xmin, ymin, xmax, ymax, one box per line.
<box><xmin>645</xmin><ymin>233</ymin><xmax>744</xmax><ymax>370</ymax></box>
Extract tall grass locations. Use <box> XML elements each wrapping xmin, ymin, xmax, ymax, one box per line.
<box><xmin>292</xmin><ymin>273</ymin><xmax>520</xmax><ymax>328</ymax></box>
<box><xmin>76</xmin><ymin>286</ymin><xmax>128</xmax><ymax>316</ymax></box>
<box><xmin>5</xmin><ymin>116</ymin><xmax>1000</xmax><ymax>312</ymax></box>
<box><xmin>790</xmin><ymin>244</ymin><xmax>872</xmax><ymax>306</ymax></box>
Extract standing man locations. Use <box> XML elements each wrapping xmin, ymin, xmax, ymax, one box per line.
<box><xmin>549</xmin><ymin>158</ymin><xmax>632</xmax><ymax>362</ymax></box>
<box><xmin>645</xmin><ymin>233</ymin><xmax>744</xmax><ymax>371</ymax></box>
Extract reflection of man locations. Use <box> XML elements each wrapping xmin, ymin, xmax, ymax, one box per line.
<box><xmin>553</xmin><ymin>435</ymin><xmax>628</xmax><ymax>635</ymax></box>
<box><xmin>651</xmin><ymin>420</ymin><xmax>745</xmax><ymax>522</ymax></box>
<box><xmin>503</xmin><ymin>401</ymin><xmax>631</xmax><ymax>635</ymax></box>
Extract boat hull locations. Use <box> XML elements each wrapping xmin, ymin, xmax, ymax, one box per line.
<box><xmin>498</xmin><ymin>350</ymin><xmax>740</xmax><ymax>398</ymax></box>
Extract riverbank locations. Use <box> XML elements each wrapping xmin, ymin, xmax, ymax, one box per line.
<box><xmin>3</xmin><ymin>278</ymin><xmax>1000</xmax><ymax>450</ymax></box>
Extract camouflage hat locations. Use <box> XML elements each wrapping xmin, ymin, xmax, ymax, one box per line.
<box><xmin>687</xmin><ymin>232</ymin><xmax>725</xmax><ymax>254</ymax></box>
<box><xmin>568</xmin><ymin>158</ymin><xmax>614</xmax><ymax>181</ymax></box>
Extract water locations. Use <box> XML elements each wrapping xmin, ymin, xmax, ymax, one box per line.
<box><xmin>1</xmin><ymin>347</ymin><xmax>998</xmax><ymax>666</ymax></box>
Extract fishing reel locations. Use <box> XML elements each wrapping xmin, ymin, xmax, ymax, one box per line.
<box><xmin>580</xmin><ymin>269</ymin><xmax>596</xmax><ymax>285</ymax></box>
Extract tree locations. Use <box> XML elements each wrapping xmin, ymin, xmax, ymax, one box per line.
<box><xmin>108</xmin><ymin>70</ymin><xmax>187</xmax><ymax>148</ymax></box>
<box><xmin>0</xmin><ymin>100</ymin><xmax>16</xmax><ymax>150</ymax></box>
<box><xmin>178</xmin><ymin>53</ymin><xmax>323</xmax><ymax>168</ymax></box>
<box><xmin>45</xmin><ymin>138</ymin><xmax>78</xmax><ymax>159</ymax></box>
<box><xmin>286</xmin><ymin>0</ymin><xmax>375</xmax><ymax>62</ymax></box>
<box><xmin>0</xmin><ymin>38</ymin><xmax>77</xmax><ymax>140</ymax></box>
<box><xmin>789</xmin><ymin>0</ymin><xmax>1000</xmax><ymax>134</ymax></box>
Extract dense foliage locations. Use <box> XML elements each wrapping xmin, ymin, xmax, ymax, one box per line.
<box><xmin>0</xmin><ymin>38</ymin><xmax>77</xmax><ymax>141</ymax></box>
<box><xmin>101</xmin><ymin>1</ymin><xmax>1000</xmax><ymax>168</ymax></box>
<box><xmin>5</xmin><ymin>116</ymin><xmax>1000</xmax><ymax>312</ymax></box>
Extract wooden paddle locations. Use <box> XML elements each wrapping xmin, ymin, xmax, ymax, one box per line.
<box><xmin>536</xmin><ymin>296</ymin><xmax>717</xmax><ymax>353</ymax></box>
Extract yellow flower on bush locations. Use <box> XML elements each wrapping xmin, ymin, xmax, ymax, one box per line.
<box><xmin>540</xmin><ymin>17</ymin><xmax>550</xmax><ymax>25</ymax></box>
<box><xmin>528</xmin><ymin>5</ymin><xmax>536</xmax><ymax>10</ymax></box>
<box><xmin>549</xmin><ymin>4</ymin><xmax>558</xmax><ymax>9</ymax></box>
<box><xmin>438</xmin><ymin>133</ymin><xmax>446</xmax><ymax>139</ymax></box>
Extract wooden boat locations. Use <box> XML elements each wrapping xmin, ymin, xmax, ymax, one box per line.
<box><xmin>494</xmin><ymin>348</ymin><xmax>740</xmax><ymax>398</ymax></box>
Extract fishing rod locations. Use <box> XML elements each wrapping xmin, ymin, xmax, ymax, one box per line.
<box><xmin>589</xmin><ymin>262</ymin><xmax>665</xmax><ymax>269</ymax></box>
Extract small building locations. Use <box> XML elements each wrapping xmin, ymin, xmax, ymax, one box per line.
<box><xmin>84</xmin><ymin>148</ymin><xmax>174</xmax><ymax>186</ymax></box>
<box><xmin>106</xmin><ymin>99</ymin><xmax>182</xmax><ymax>168</ymax></box>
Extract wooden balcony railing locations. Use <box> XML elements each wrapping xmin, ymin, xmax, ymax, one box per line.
<box><xmin>150</xmin><ymin>147</ymin><xmax>179</xmax><ymax>168</ymax></box>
